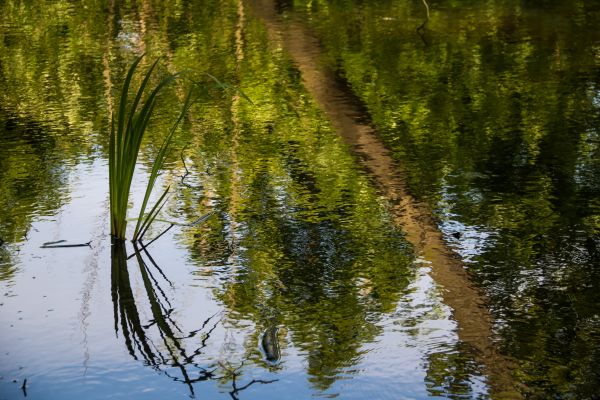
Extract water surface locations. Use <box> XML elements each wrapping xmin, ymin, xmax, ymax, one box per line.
<box><xmin>1</xmin><ymin>0</ymin><xmax>599</xmax><ymax>399</ymax></box>
<box><xmin>0</xmin><ymin>1</ymin><xmax>486</xmax><ymax>399</ymax></box>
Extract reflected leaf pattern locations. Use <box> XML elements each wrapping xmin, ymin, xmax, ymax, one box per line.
<box><xmin>2</xmin><ymin>0</ymin><xmax>599</xmax><ymax>398</ymax></box>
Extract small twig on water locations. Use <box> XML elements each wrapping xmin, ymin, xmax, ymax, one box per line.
<box><xmin>40</xmin><ymin>240</ymin><xmax>92</xmax><ymax>248</ymax></box>
<box><xmin>21</xmin><ymin>378</ymin><xmax>27</xmax><ymax>397</ymax></box>
<box><xmin>221</xmin><ymin>360</ymin><xmax>278</xmax><ymax>400</ymax></box>
<box><xmin>188</xmin><ymin>211</ymin><xmax>215</xmax><ymax>227</ymax></box>
<box><xmin>230</xmin><ymin>379</ymin><xmax>278</xmax><ymax>399</ymax></box>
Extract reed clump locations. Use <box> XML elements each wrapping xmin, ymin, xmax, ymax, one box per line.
<box><xmin>109</xmin><ymin>56</ymin><xmax>194</xmax><ymax>241</ymax></box>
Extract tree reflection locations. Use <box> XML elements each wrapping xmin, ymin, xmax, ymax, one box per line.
<box><xmin>0</xmin><ymin>0</ymin><xmax>561</xmax><ymax>396</ymax></box>
<box><xmin>287</xmin><ymin>0</ymin><xmax>600</xmax><ymax>396</ymax></box>
<box><xmin>189</xmin><ymin>88</ymin><xmax>416</xmax><ymax>390</ymax></box>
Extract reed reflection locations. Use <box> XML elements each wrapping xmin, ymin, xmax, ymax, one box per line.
<box><xmin>110</xmin><ymin>241</ymin><xmax>276</xmax><ymax>398</ymax></box>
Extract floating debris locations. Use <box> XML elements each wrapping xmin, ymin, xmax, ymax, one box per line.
<box><xmin>261</xmin><ymin>326</ymin><xmax>280</xmax><ymax>364</ymax></box>
<box><xmin>40</xmin><ymin>240</ymin><xmax>92</xmax><ymax>248</ymax></box>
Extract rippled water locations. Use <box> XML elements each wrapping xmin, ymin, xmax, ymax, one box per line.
<box><xmin>1</xmin><ymin>0</ymin><xmax>599</xmax><ymax>399</ymax></box>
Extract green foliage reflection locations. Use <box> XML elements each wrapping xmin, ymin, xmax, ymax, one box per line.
<box><xmin>288</xmin><ymin>0</ymin><xmax>600</xmax><ymax>397</ymax></box>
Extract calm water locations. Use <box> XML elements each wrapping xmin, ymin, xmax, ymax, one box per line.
<box><xmin>0</xmin><ymin>0</ymin><xmax>599</xmax><ymax>399</ymax></box>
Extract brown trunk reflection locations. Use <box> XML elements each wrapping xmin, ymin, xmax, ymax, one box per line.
<box><xmin>247</xmin><ymin>0</ymin><xmax>524</xmax><ymax>397</ymax></box>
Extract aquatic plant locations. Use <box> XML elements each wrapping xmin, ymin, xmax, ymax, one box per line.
<box><xmin>109</xmin><ymin>56</ymin><xmax>194</xmax><ymax>241</ymax></box>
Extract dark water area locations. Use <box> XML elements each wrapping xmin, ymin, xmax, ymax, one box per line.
<box><xmin>0</xmin><ymin>0</ymin><xmax>599</xmax><ymax>399</ymax></box>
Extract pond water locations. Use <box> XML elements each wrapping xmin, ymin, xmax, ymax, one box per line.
<box><xmin>0</xmin><ymin>0</ymin><xmax>599</xmax><ymax>399</ymax></box>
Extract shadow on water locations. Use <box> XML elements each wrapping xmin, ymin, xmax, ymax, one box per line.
<box><xmin>110</xmin><ymin>241</ymin><xmax>277</xmax><ymax>398</ymax></box>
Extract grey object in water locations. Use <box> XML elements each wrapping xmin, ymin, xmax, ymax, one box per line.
<box><xmin>261</xmin><ymin>326</ymin><xmax>280</xmax><ymax>363</ymax></box>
